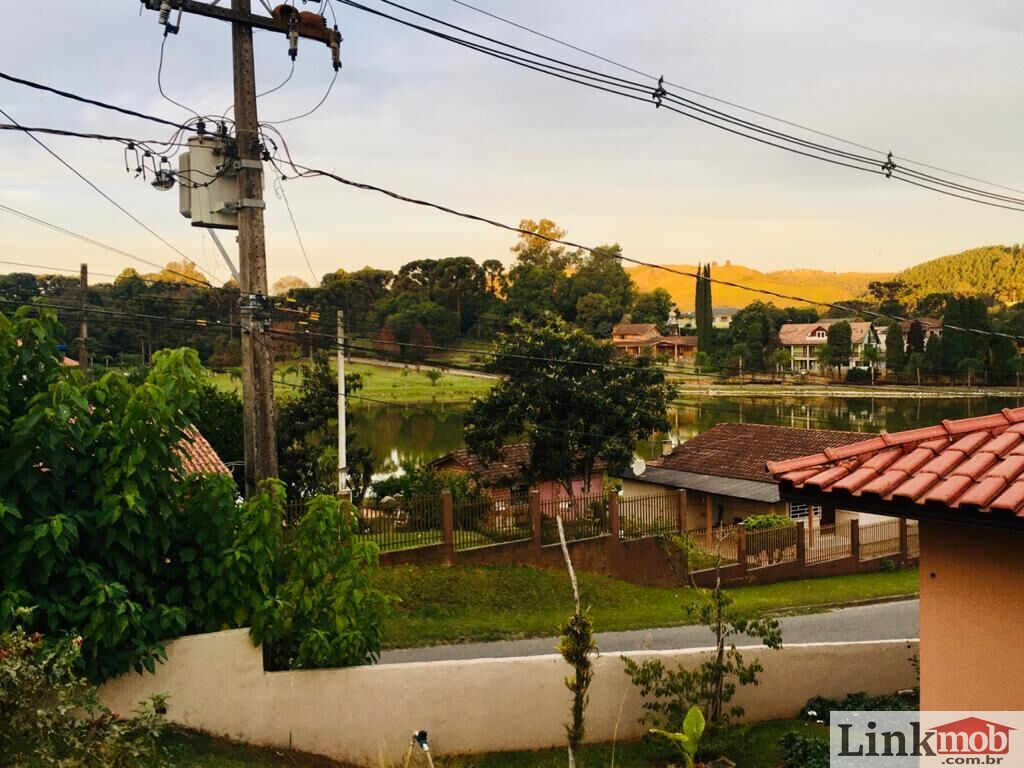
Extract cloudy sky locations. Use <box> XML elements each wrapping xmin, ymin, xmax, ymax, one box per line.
<box><xmin>1</xmin><ymin>1</ymin><xmax>1022</xmax><ymax>286</ymax></box>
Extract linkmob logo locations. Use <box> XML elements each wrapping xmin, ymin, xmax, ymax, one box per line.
<box><xmin>830</xmin><ymin>711</ymin><xmax>1024</xmax><ymax>767</ymax></box>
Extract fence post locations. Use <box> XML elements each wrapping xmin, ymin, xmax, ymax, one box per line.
<box><xmin>737</xmin><ymin>523</ymin><xmax>747</xmax><ymax>574</ymax></box>
<box><xmin>530</xmin><ymin>489</ymin><xmax>542</xmax><ymax>551</ymax></box>
<box><xmin>796</xmin><ymin>520</ymin><xmax>806</xmax><ymax>564</ymax></box>
<box><xmin>898</xmin><ymin>517</ymin><xmax>909</xmax><ymax>560</ymax></box>
<box><xmin>608</xmin><ymin>491</ymin><xmax>620</xmax><ymax>540</ymax></box>
<box><xmin>677</xmin><ymin>489</ymin><xmax>688</xmax><ymax>534</ymax></box>
<box><xmin>441</xmin><ymin>492</ymin><xmax>455</xmax><ymax>565</ymax></box>
<box><xmin>850</xmin><ymin>518</ymin><xmax>860</xmax><ymax>561</ymax></box>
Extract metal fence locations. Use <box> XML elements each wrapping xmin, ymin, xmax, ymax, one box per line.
<box><xmin>618</xmin><ymin>492</ymin><xmax>680</xmax><ymax>540</ymax></box>
<box><xmin>688</xmin><ymin>524</ymin><xmax>741</xmax><ymax>566</ymax></box>
<box><xmin>453</xmin><ymin>497</ymin><xmax>532</xmax><ymax>551</ymax></box>
<box><xmin>356</xmin><ymin>495</ymin><xmax>444</xmax><ymax>552</ymax></box>
<box><xmin>540</xmin><ymin>492</ymin><xmax>610</xmax><ymax>545</ymax></box>
<box><xmin>805</xmin><ymin>521</ymin><xmax>852</xmax><ymax>565</ymax></box>
<box><xmin>859</xmin><ymin>519</ymin><xmax>902</xmax><ymax>561</ymax></box>
<box><xmin>746</xmin><ymin>523</ymin><xmax>799</xmax><ymax>568</ymax></box>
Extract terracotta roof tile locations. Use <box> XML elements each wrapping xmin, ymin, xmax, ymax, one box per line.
<box><xmin>771</xmin><ymin>408</ymin><xmax>1024</xmax><ymax>523</ymax></box>
<box><xmin>656</xmin><ymin>423</ymin><xmax>873</xmax><ymax>483</ymax></box>
<box><xmin>177</xmin><ymin>428</ymin><xmax>231</xmax><ymax>476</ymax></box>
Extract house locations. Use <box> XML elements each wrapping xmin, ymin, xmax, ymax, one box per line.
<box><xmin>430</xmin><ymin>443</ymin><xmax>606</xmax><ymax>508</ymax></box>
<box><xmin>876</xmin><ymin>317</ymin><xmax>943</xmax><ymax>356</ymax></box>
<box><xmin>768</xmin><ymin>408</ymin><xmax>1024</xmax><ymax>709</ymax></box>
<box><xmin>617</xmin><ymin>423</ymin><xmax>882</xmax><ymax>531</ymax></box>
<box><xmin>611</xmin><ymin>323</ymin><xmax>698</xmax><ymax>361</ymax></box>
<box><xmin>777</xmin><ymin>319</ymin><xmax>879</xmax><ymax>372</ymax></box>
<box><xmin>677</xmin><ymin>306</ymin><xmax>740</xmax><ymax>330</ymax></box>
<box><xmin>177</xmin><ymin>427</ymin><xmax>231</xmax><ymax>476</ymax></box>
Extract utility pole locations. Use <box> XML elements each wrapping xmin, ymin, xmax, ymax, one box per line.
<box><xmin>78</xmin><ymin>263</ymin><xmax>89</xmax><ymax>379</ymax></box>
<box><xmin>141</xmin><ymin>0</ymin><xmax>340</xmax><ymax>497</ymax></box>
<box><xmin>337</xmin><ymin>309</ymin><xmax>348</xmax><ymax>497</ymax></box>
<box><xmin>233</xmin><ymin>0</ymin><xmax>278</xmax><ymax>497</ymax></box>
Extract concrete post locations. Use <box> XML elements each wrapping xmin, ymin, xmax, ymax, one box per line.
<box><xmin>441</xmin><ymin>492</ymin><xmax>454</xmax><ymax>565</ymax></box>
<box><xmin>850</xmin><ymin>519</ymin><xmax>860</xmax><ymax>561</ymax></box>
<box><xmin>608</xmin><ymin>491</ymin><xmax>620</xmax><ymax>540</ymax></box>
<box><xmin>796</xmin><ymin>520</ymin><xmax>806</xmax><ymax>564</ymax></box>
<box><xmin>898</xmin><ymin>517</ymin><xmax>909</xmax><ymax>560</ymax></box>
<box><xmin>677</xmin><ymin>489</ymin><xmax>688</xmax><ymax>534</ymax></box>
<box><xmin>529</xmin><ymin>489</ymin><xmax>542</xmax><ymax>551</ymax></box>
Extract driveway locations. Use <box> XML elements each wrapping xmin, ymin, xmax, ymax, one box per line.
<box><xmin>380</xmin><ymin>598</ymin><xmax>919</xmax><ymax>664</ymax></box>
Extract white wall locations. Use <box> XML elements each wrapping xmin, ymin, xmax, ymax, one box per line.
<box><xmin>101</xmin><ymin>630</ymin><xmax>918</xmax><ymax>765</ymax></box>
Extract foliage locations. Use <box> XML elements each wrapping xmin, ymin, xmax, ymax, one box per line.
<box><xmin>650</xmin><ymin>706</ymin><xmax>706</xmax><ymax>768</ymax></box>
<box><xmin>0</xmin><ymin>309</ymin><xmax>285</xmax><ymax>680</ymax></box>
<box><xmin>906</xmin><ymin>320</ymin><xmax>926</xmax><ymax>355</ymax></box>
<box><xmin>925</xmin><ymin>334</ymin><xmax>944</xmax><ymax>373</ymax></box>
<box><xmin>188</xmin><ymin>383</ymin><xmax>244</xmax><ymax>484</ymax></box>
<box><xmin>631</xmin><ymin>288</ymin><xmax>674</xmax><ymax>326</ymax></box>
<box><xmin>251</xmin><ymin>496</ymin><xmax>391</xmax><ymax>670</ymax></box>
<box><xmin>826</xmin><ymin>321</ymin><xmax>853</xmax><ymax>366</ymax></box>
<box><xmin>896</xmin><ymin>244</ymin><xmax>1024</xmax><ymax>305</ymax></box>
<box><xmin>695</xmin><ymin>264</ymin><xmax>714</xmax><ymax>352</ymax></box>
<box><xmin>0</xmin><ymin>624</ymin><xmax>169</xmax><ymax>767</ymax></box>
<box><xmin>779</xmin><ymin>731</ymin><xmax>829</xmax><ymax>768</ymax></box>
<box><xmin>845</xmin><ymin>366</ymin><xmax>871</xmax><ymax>383</ymax></box>
<box><xmin>742</xmin><ymin>514</ymin><xmax>793</xmax><ymax>531</ymax></box>
<box><xmin>623</xmin><ymin>552</ymin><xmax>782</xmax><ymax>728</ymax></box>
<box><xmin>884</xmin><ymin>321</ymin><xmax>905</xmax><ymax>372</ymax></box>
<box><xmin>942</xmin><ymin>296</ymin><xmax>990</xmax><ymax>371</ymax></box>
<box><xmin>370</xmin><ymin>463</ymin><xmax>486</xmax><ymax>504</ymax></box>
<box><xmin>276</xmin><ymin>354</ymin><xmax>374</xmax><ymax>502</ymax></box>
<box><xmin>800</xmin><ymin>689</ymin><xmax>919</xmax><ymax>720</ymax></box>
<box><xmin>465</xmin><ymin>316</ymin><xmax>674</xmax><ymax>496</ymax></box>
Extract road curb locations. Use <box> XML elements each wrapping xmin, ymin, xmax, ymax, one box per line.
<box><xmin>765</xmin><ymin>593</ymin><xmax>919</xmax><ymax>616</ymax></box>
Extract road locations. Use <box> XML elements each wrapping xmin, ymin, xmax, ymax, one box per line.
<box><xmin>347</xmin><ymin>356</ymin><xmax>500</xmax><ymax>379</ymax></box>
<box><xmin>380</xmin><ymin>599</ymin><xmax>919</xmax><ymax>664</ymax></box>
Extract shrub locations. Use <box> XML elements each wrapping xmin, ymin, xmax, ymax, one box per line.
<box><xmin>743</xmin><ymin>514</ymin><xmax>794</xmax><ymax>531</ymax></box>
<box><xmin>252</xmin><ymin>496</ymin><xmax>391</xmax><ymax>670</ymax></box>
<box><xmin>801</xmin><ymin>690</ymin><xmax>919</xmax><ymax>720</ymax></box>
<box><xmin>780</xmin><ymin>731</ymin><xmax>829</xmax><ymax>768</ymax></box>
<box><xmin>845</xmin><ymin>367</ymin><xmax>871</xmax><ymax>383</ymax></box>
<box><xmin>880</xmin><ymin>558</ymin><xmax>897</xmax><ymax>573</ymax></box>
<box><xmin>0</xmin><ymin>624</ymin><xmax>168</xmax><ymax>767</ymax></box>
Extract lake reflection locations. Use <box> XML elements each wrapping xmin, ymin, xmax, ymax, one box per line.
<box><xmin>350</xmin><ymin>394</ymin><xmax>1024</xmax><ymax>470</ymax></box>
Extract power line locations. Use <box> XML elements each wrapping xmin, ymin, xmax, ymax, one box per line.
<box><xmin>0</xmin><ymin>107</ymin><xmax>218</xmax><ymax>285</ymax></box>
<box><xmin>272</xmin><ymin>171</ymin><xmax>319</xmax><ymax>284</ymax></box>
<box><xmin>444</xmin><ymin>0</ymin><xmax>1024</xmax><ymax>198</ymax></box>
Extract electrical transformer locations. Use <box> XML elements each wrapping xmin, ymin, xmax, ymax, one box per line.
<box><xmin>178</xmin><ymin>135</ymin><xmax>251</xmax><ymax>230</ymax></box>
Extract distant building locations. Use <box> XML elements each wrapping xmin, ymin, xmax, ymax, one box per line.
<box><xmin>430</xmin><ymin>442</ymin><xmax>606</xmax><ymax>508</ymax></box>
<box><xmin>777</xmin><ymin>319</ymin><xmax>879</xmax><ymax>372</ymax></box>
<box><xmin>677</xmin><ymin>306</ymin><xmax>740</xmax><ymax>330</ymax></box>
<box><xmin>876</xmin><ymin>318</ymin><xmax>943</xmax><ymax>356</ymax></box>
<box><xmin>611</xmin><ymin>323</ymin><xmax>698</xmax><ymax>361</ymax></box>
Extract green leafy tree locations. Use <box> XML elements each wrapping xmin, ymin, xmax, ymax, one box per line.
<box><xmin>861</xmin><ymin>345</ymin><xmax>881</xmax><ymax>385</ymax></box>
<box><xmin>925</xmin><ymin>334</ymin><xmax>944</xmax><ymax>373</ymax></box>
<box><xmin>631</xmin><ymin>288</ymin><xmax>674</xmax><ymax>326</ymax></box>
<box><xmin>0</xmin><ymin>308</ymin><xmax>279</xmax><ymax>680</ymax></box>
<box><xmin>906</xmin><ymin>320</ymin><xmax>926</xmax><ymax>355</ymax></box>
<box><xmin>574</xmin><ymin>292</ymin><xmax>616</xmax><ymax>337</ymax></box>
<box><xmin>693</xmin><ymin>350</ymin><xmax>710</xmax><ymax>375</ymax></box>
<box><xmin>566</xmin><ymin>244</ymin><xmax>632</xmax><ymax>325</ymax></box>
<box><xmin>464</xmin><ymin>317</ymin><xmax>675</xmax><ymax>497</ymax></box>
<box><xmin>959</xmin><ymin>357</ymin><xmax>983</xmax><ymax>387</ymax></box>
<box><xmin>187</xmin><ymin>383</ymin><xmax>243</xmax><ymax>486</ymax></box>
<box><xmin>815</xmin><ymin>344</ymin><xmax>835</xmax><ymax>378</ymax></box>
<box><xmin>251</xmin><ymin>496</ymin><xmax>390</xmax><ymax>670</ymax></box>
<box><xmin>884</xmin><ymin>322</ymin><xmax>906</xmax><ymax>373</ymax></box>
<box><xmin>826</xmin><ymin>321</ymin><xmax>853</xmax><ymax>366</ymax></box>
<box><xmin>943</xmin><ymin>296</ymin><xmax>990</xmax><ymax>370</ymax></box>
<box><xmin>695</xmin><ymin>264</ymin><xmax>714</xmax><ymax>353</ymax></box>
<box><xmin>769</xmin><ymin>348</ymin><xmax>792</xmax><ymax>374</ymax></box>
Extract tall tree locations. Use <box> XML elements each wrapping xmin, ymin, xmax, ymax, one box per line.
<box><xmin>906</xmin><ymin>320</ymin><xmax>926</xmax><ymax>355</ymax></box>
<box><xmin>695</xmin><ymin>263</ymin><xmax>714</xmax><ymax>353</ymax></box>
<box><xmin>827</xmin><ymin>321</ymin><xmax>853</xmax><ymax>367</ymax></box>
<box><xmin>885</xmin><ymin>322</ymin><xmax>906</xmax><ymax>372</ymax></box>
<box><xmin>631</xmin><ymin>288</ymin><xmax>674</xmax><ymax>326</ymax></box>
<box><xmin>464</xmin><ymin>317</ymin><xmax>675</xmax><ymax>496</ymax></box>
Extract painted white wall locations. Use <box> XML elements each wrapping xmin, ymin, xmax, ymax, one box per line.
<box><xmin>101</xmin><ymin>630</ymin><xmax>918</xmax><ymax>765</ymax></box>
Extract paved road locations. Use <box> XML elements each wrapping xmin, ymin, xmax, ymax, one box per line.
<box><xmin>380</xmin><ymin>599</ymin><xmax>919</xmax><ymax>664</ymax></box>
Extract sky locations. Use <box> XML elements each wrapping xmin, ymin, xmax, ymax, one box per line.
<box><xmin>1</xmin><ymin>0</ymin><xmax>1023</xmax><ymax>287</ymax></box>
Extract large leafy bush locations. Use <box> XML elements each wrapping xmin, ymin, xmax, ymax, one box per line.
<box><xmin>0</xmin><ymin>308</ymin><xmax>281</xmax><ymax>680</ymax></box>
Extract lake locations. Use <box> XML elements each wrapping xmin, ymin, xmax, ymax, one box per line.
<box><xmin>350</xmin><ymin>393</ymin><xmax>1024</xmax><ymax>475</ymax></box>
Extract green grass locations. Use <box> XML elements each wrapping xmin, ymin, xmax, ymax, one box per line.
<box><xmin>163</xmin><ymin>720</ymin><xmax>826</xmax><ymax>768</ymax></box>
<box><xmin>208</xmin><ymin>361</ymin><xmax>494</xmax><ymax>403</ymax></box>
<box><xmin>378</xmin><ymin>564</ymin><xmax>919</xmax><ymax>648</ymax></box>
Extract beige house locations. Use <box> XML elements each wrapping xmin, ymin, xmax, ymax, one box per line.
<box><xmin>770</xmin><ymin>408</ymin><xmax>1024</xmax><ymax>709</ymax></box>
<box><xmin>611</xmin><ymin>323</ymin><xmax>697</xmax><ymax>361</ymax></box>
<box><xmin>777</xmin><ymin>319</ymin><xmax>879</xmax><ymax>372</ymax></box>
<box><xmin>677</xmin><ymin>306</ymin><xmax>740</xmax><ymax>330</ymax></box>
<box><xmin>617</xmin><ymin>423</ymin><xmax>880</xmax><ymax>531</ymax></box>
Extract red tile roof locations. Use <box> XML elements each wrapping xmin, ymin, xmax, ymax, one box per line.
<box><xmin>177</xmin><ymin>428</ymin><xmax>231</xmax><ymax>476</ymax></box>
<box><xmin>654</xmin><ymin>423</ymin><xmax>875</xmax><ymax>483</ymax></box>
<box><xmin>768</xmin><ymin>408</ymin><xmax>1024</xmax><ymax>517</ymax></box>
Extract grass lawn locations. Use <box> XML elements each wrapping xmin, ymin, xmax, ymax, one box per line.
<box><xmin>208</xmin><ymin>361</ymin><xmax>494</xmax><ymax>403</ymax></box>
<box><xmin>378</xmin><ymin>564</ymin><xmax>919</xmax><ymax>648</ymax></box>
<box><xmin>163</xmin><ymin>720</ymin><xmax>826</xmax><ymax>768</ymax></box>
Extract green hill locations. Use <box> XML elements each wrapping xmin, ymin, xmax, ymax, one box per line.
<box><xmin>895</xmin><ymin>244</ymin><xmax>1024</xmax><ymax>303</ymax></box>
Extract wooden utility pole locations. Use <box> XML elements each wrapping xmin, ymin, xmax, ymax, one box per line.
<box><xmin>78</xmin><ymin>263</ymin><xmax>89</xmax><ymax>378</ymax></box>
<box><xmin>337</xmin><ymin>309</ymin><xmax>348</xmax><ymax>497</ymax></box>
<box><xmin>141</xmin><ymin>0</ymin><xmax>339</xmax><ymax>496</ymax></box>
<box><xmin>233</xmin><ymin>0</ymin><xmax>278</xmax><ymax>496</ymax></box>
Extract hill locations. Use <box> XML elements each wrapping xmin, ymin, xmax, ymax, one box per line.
<box><xmin>626</xmin><ymin>263</ymin><xmax>893</xmax><ymax>311</ymax></box>
<box><xmin>895</xmin><ymin>244</ymin><xmax>1024</xmax><ymax>304</ymax></box>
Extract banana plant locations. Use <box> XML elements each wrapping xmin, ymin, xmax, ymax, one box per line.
<box><xmin>651</xmin><ymin>705</ymin><xmax>706</xmax><ymax>768</ymax></box>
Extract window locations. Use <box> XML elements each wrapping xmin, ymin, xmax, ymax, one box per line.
<box><xmin>788</xmin><ymin>502</ymin><xmax>822</xmax><ymax>520</ymax></box>
<box><xmin>510</xmin><ymin>485</ymin><xmax>530</xmax><ymax>506</ymax></box>
<box><xmin>812</xmin><ymin>329</ymin><xmax>827</xmax><ymax>339</ymax></box>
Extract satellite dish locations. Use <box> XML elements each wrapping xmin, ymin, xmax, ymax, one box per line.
<box><xmin>631</xmin><ymin>457</ymin><xmax>647</xmax><ymax>476</ymax></box>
